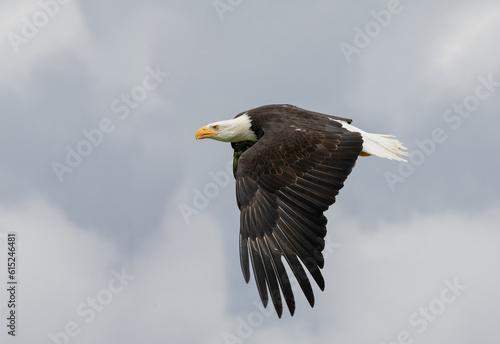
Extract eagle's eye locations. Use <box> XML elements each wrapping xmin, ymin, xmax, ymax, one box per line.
<box><xmin>213</xmin><ymin>125</ymin><xmax>220</xmax><ymax>131</ymax></box>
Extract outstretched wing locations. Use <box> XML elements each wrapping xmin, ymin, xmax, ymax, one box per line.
<box><xmin>235</xmin><ymin>110</ymin><xmax>363</xmax><ymax>317</ymax></box>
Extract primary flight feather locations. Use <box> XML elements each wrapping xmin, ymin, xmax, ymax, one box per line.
<box><xmin>195</xmin><ymin>104</ymin><xmax>408</xmax><ymax>317</ymax></box>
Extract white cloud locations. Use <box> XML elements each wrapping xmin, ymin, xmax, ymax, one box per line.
<box><xmin>430</xmin><ymin>3</ymin><xmax>500</xmax><ymax>75</ymax></box>
<box><xmin>0</xmin><ymin>197</ymin><xmax>228</xmax><ymax>343</ymax></box>
<box><xmin>0</xmin><ymin>1</ymin><xmax>88</xmax><ymax>93</ymax></box>
<box><xmin>219</xmin><ymin>205</ymin><xmax>500</xmax><ymax>343</ymax></box>
<box><xmin>0</xmin><ymin>198</ymin><xmax>118</xmax><ymax>342</ymax></box>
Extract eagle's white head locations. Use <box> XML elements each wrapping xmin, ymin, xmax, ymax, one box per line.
<box><xmin>195</xmin><ymin>113</ymin><xmax>257</xmax><ymax>142</ymax></box>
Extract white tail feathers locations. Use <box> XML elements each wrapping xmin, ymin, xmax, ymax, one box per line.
<box><xmin>335</xmin><ymin>120</ymin><xmax>409</xmax><ymax>162</ymax></box>
<box><xmin>359</xmin><ymin>131</ymin><xmax>409</xmax><ymax>162</ymax></box>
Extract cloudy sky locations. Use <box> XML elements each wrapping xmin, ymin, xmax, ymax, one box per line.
<box><xmin>1</xmin><ymin>0</ymin><xmax>500</xmax><ymax>343</ymax></box>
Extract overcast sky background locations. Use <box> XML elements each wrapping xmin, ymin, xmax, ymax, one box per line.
<box><xmin>1</xmin><ymin>0</ymin><xmax>500</xmax><ymax>343</ymax></box>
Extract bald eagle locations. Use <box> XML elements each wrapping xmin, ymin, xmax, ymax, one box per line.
<box><xmin>195</xmin><ymin>104</ymin><xmax>408</xmax><ymax>317</ymax></box>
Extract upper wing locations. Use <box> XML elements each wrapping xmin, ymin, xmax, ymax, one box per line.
<box><xmin>235</xmin><ymin>113</ymin><xmax>363</xmax><ymax>317</ymax></box>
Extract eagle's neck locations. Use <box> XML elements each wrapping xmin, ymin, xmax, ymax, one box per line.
<box><xmin>227</xmin><ymin>113</ymin><xmax>257</xmax><ymax>142</ymax></box>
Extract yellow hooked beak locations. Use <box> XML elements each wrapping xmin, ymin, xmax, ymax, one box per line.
<box><xmin>195</xmin><ymin>126</ymin><xmax>218</xmax><ymax>141</ymax></box>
